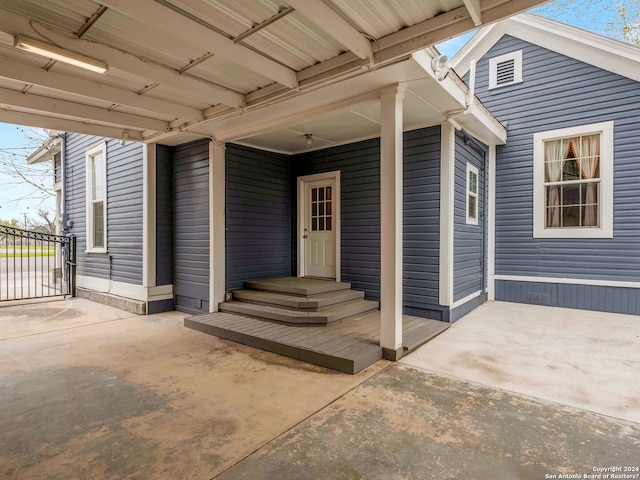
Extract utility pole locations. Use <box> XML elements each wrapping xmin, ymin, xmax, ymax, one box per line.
<box><xmin>21</xmin><ymin>211</ymin><xmax>28</xmax><ymax>230</ymax></box>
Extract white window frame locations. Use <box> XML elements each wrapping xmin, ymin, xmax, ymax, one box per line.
<box><xmin>488</xmin><ymin>50</ymin><xmax>523</xmax><ymax>89</ymax></box>
<box><xmin>85</xmin><ymin>142</ymin><xmax>107</xmax><ymax>252</ymax></box>
<box><xmin>533</xmin><ymin>121</ymin><xmax>614</xmax><ymax>239</ymax></box>
<box><xmin>466</xmin><ymin>163</ymin><xmax>479</xmax><ymax>225</ymax></box>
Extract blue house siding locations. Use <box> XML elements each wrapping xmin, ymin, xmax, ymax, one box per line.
<box><xmin>470</xmin><ymin>35</ymin><xmax>640</xmax><ymax>312</ymax></box>
<box><xmin>64</xmin><ymin>133</ymin><xmax>143</xmax><ymax>284</ymax></box>
<box><xmin>294</xmin><ymin>138</ymin><xmax>382</xmax><ymax>300</ymax></box>
<box><xmin>403</xmin><ymin>127</ymin><xmax>441</xmax><ymax>316</ymax></box>
<box><xmin>495</xmin><ymin>281</ymin><xmax>640</xmax><ymax>315</ymax></box>
<box><xmin>173</xmin><ymin>140</ymin><xmax>210</xmax><ymax>315</ymax></box>
<box><xmin>156</xmin><ymin>144</ymin><xmax>173</xmax><ymax>287</ymax></box>
<box><xmin>294</xmin><ymin>127</ymin><xmax>442</xmax><ymax>318</ymax></box>
<box><xmin>453</xmin><ymin>133</ymin><xmax>486</xmax><ymax>303</ymax></box>
<box><xmin>226</xmin><ymin>144</ymin><xmax>292</xmax><ymax>292</ymax></box>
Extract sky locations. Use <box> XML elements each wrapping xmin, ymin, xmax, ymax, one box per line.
<box><xmin>0</xmin><ymin>0</ymin><xmax>633</xmax><ymax>224</ymax></box>
<box><xmin>0</xmin><ymin>124</ymin><xmax>54</xmax><ymax>224</ymax></box>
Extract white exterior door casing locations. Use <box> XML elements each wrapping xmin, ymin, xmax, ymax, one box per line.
<box><xmin>298</xmin><ymin>172</ymin><xmax>341</xmax><ymax>280</ymax></box>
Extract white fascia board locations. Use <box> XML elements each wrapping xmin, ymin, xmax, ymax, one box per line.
<box><xmin>453</xmin><ymin>14</ymin><xmax>640</xmax><ymax>82</ymax></box>
<box><xmin>26</xmin><ymin>136</ymin><xmax>61</xmax><ymax>164</ymax></box>
<box><xmin>412</xmin><ymin>50</ymin><xmax>506</xmax><ymax>145</ymax></box>
<box><xmin>100</xmin><ymin>0</ymin><xmax>298</xmax><ymax>90</ymax></box>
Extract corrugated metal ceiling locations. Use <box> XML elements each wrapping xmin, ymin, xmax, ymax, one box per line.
<box><xmin>0</xmin><ymin>0</ymin><xmax>541</xmax><ymax>144</ymax></box>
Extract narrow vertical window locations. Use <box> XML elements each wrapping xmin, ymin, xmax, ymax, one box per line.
<box><xmin>86</xmin><ymin>143</ymin><xmax>107</xmax><ymax>251</ymax></box>
<box><xmin>466</xmin><ymin>163</ymin><xmax>479</xmax><ymax>225</ymax></box>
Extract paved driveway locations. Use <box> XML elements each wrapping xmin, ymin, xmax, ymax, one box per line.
<box><xmin>1</xmin><ymin>299</ymin><xmax>638</xmax><ymax>479</ymax></box>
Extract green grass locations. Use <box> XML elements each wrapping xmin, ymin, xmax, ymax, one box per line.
<box><xmin>0</xmin><ymin>246</ymin><xmax>57</xmax><ymax>258</ymax></box>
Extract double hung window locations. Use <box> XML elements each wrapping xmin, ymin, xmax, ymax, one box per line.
<box><xmin>86</xmin><ymin>143</ymin><xmax>107</xmax><ymax>251</ymax></box>
<box><xmin>533</xmin><ymin>122</ymin><xmax>613</xmax><ymax>238</ymax></box>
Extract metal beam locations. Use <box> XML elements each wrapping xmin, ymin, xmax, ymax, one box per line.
<box><xmin>463</xmin><ymin>0</ymin><xmax>483</xmax><ymax>26</ymax></box>
<box><xmin>286</xmin><ymin>0</ymin><xmax>373</xmax><ymax>61</ymax></box>
<box><xmin>0</xmin><ymin>87</ymin><xmax>169</xmax><ymax>132</ymax></box>
<box><xmin>373</xmin><ymin>0</ymin><xmax>546</xmax><ymax>63</ymax></box>
<box><xmin>0</xmin><ymin>10</ymin><xmax>245</xmax><ymax>108</ymax></box>
<box><xmin>0</xmin><ymin>57</ymin><xmax>203</xmax><ymax>121</ymax></box>
<box><xmin>0</xmin><ymin>109</ymin><xmax>144</xmax><ymax>141</ymax></box>
<box><xmin>100</xmin><ymin>0</ymin><xmax>299</xmax><ymax>89</ymax></box>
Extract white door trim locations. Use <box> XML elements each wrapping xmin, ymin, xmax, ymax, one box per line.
<box><xmin>297</xmin><ymin>171</ymin><xmax>341</xmax><ymax>281</ymax></box>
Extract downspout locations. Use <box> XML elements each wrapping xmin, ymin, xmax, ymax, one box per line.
<box><xmin>59</xmin><ymin>133</ymin><xmax>67</xmax><ymax>232</ymax></box>
<box><xmin>481</xmin><ymin>150</ymin><xmax>486</xmax><ymax>296</ymax></box>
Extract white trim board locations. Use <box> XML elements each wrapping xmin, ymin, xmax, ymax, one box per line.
<box><xmin>296</xmin><ymin>171</ymin><xmax>341</xmax><ymax>282</ymax></box>
<box><xmin>439</xmin><ymin>122</ymin><xmax>455</xmax><ymax>306</ymax></box>
<box><xmin>451</xmin><ymin>290</ymin><xmax>483</xmax><ymax>309</ymax></box>
<box><xmin>494</xmin><ymin>275</ymin><xmax>640</xmax><ymax>290</ymax></box>
<box><xmin>452</xmin><ymin>14</ymin><xmax>640</xmax><ymax>83</ymax></box>
<box><xmin>77</xmin><ymin>275</ymin><xmax>173</xmax><ymax>301</ymax></box>
<box><xmin>532</xmin><ymin>121</ymin><xmax>614</xmax><ymax>239</ymax></box>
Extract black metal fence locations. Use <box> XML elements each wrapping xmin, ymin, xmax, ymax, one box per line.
<box><xmin>0</xmin><ymin>225</ymin><xmax>76</xmax><ymax>302</ymax></box>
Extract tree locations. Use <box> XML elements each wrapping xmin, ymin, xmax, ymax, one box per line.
<box><xmin>534</xmin><ymin>0</ymin><xmax>639</xmax><ymax>46</ymax></box>
<box><xmin>0</xmin><ymin>127</ymin><xmax>54</xmax><ymax>206</ymax></box>
<box><xmin>28</xmin><ymin>209</ymin><xmax>56</xmax><ymax>235</ymax></box>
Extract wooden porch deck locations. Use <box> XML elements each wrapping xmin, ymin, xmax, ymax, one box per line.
<box><xmin>185</xmin><ymin>310</ymin><xmax>449</xmax><ymax>374</ymax></box>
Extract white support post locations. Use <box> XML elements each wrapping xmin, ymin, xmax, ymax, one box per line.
<box><xmin>380</xmin><ymin>84</ymin><xmax>406</xmax><ymax>360</ymax></box>
<box><xmin>142</xmin><ymin>143</ymin><xmax>157</xmax><ymax>289</ymax></box>
<box><xmin>439</xmin><ymin>123</ymin><xmax>455</xmax><ymax>309</ymax></box>
<box><xmin>487</xmin><ymin>144</ymin><xmax>496</xmax><ymax>301</ymax></box>
<box><xmin>209</xmin><ymin>140</ymin><xmax>226</xmax><ymax>312</ymax></box>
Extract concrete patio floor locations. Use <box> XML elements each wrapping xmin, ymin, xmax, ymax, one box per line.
<box><xmin>1</xmin><ymin>298</ymin><xmax>639</xmax><ymax>479</ymax></box>
<box><xmin>401</xmin><ymin>301</ymin><xmax>640</xmax><ymax>424</ymax></box>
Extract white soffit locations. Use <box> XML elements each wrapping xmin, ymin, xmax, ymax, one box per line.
<box><xmin>453</xmin><ymin>13</ymin><xmax>640</xmax><ymax>83</ymax></box>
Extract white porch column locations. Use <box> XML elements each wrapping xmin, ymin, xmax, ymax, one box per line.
<box><xmin>142</xmin><ymin>143</ymin><xmax>157</xmax><ymax>289</ymax></box>
<box><xmin>439</xmin><ymin>123</ymin><xmax>455</xmax><ymax>309</ymax></box>
<box><xmin>380</xmin><ymin>84</ymin><xmax>405</xmax><ymax>360</ymax></box>
<box><xmin>487</xmin><ymin>144</ymin><xmax>496</xmax><ymax>301</ymax></box>
<box><xmin>209</xmin><ymin>140</ymin><xmax>226</xmax><ymax>312</ymax></box>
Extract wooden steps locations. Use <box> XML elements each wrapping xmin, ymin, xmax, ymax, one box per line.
<box><xmin>184</xmin><ymin>277</ymin><xmax>450</xmax><ymax>374</ymax></box>
<box><xmin>219</xmin><ymin>277</ymin><xmax>379</xmax><ymax>325</ymax></box>
<box><xmin>185</xmin><ymin>310</ymin><xmax>450</xmax><ymax>374</ymax></box>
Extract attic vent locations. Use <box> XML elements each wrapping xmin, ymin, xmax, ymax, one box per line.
<box><xmin>496</xmin><ymin>59</ymin><xmax>515</xmax><ymax>85</ymax></box>
<box><xmin>488</xmin><ymin>50</ymin><xmax>523</xmax><ymax>89</ymax></box>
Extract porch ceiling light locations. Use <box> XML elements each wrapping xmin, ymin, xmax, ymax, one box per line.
<box><xmin>14</xmin><ymin>35</ymin><xmax>108</xmax><ymax>74</ymax></box>
<box><xmin>304</xmin><ymin>133</ymin><xmax>314</xmax><ymax>149</ymax></box>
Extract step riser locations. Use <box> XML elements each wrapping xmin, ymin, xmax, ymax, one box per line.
<box><xmin>219</xmin><ymin>300</ymin><xmax>379</xmax><ymax>325</ymax></box>
<box><xmin>232</xmin><ymin>290</ymin><xmax>364</xmax><ymax>311</ymax></box>
<box><xmin>244</xmin><ymin>278</ymin><xmax>352</xmax><ymax>296</ymax></box>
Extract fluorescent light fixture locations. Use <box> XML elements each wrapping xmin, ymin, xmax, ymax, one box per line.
<box><xmin>14</xmin><ymin>35</ymin><xmax>108</xmax><ymax>74</ymax></box>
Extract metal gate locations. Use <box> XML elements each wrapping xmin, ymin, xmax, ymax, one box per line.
<box><xmin>0</xmin><ymin>225</ymin><xmax>76</xmax><ymax>302</ymax></box>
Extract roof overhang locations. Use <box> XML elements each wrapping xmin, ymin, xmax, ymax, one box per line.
<box><xmin>26</xmin><ymin>129</ymin><xmax>62</xmax><ymax>164</ymax></box>
<box><xmin>453</xmin><ymin>13</ymin><xmax>640</xmax><ymax>82</ymax></box>
<box><xmin>0</xmin><ymin>0</ymin><xmax>544</xmax><ymax>146</ymax></box>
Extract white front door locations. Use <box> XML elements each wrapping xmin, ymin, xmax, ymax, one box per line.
<box><xmin>302</xmin><ymin>177</ymin><xmax>338</xmax><ymax>279</ymax></box>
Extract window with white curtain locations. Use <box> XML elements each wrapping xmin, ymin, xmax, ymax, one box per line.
<box><xmin>85</xmin><ymin>142</ymin><xmax>107</xmax><ymax>252</ymax></box>
<box><xmin>533</xmin><ymin>122</ymin><xmax>614</xmax><ymax>238</ymax></box>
